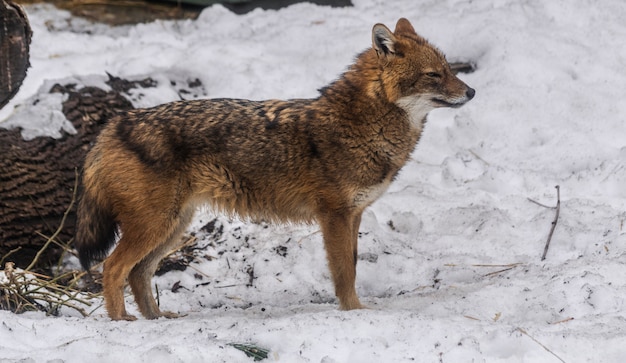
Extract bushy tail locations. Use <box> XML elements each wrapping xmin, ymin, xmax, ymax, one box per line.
<box><xmin>74</xmin><ymin>188</ymin><xmax>117</xmax><ymax>270</ymax></box>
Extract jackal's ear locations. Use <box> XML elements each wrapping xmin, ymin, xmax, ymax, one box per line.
<box><xmin>372</xmin><ymin>24</ymin><xmax>396</xmax><ymax>58</ymax></box>
<box><xmin>394</xmin><ymin>18</ymin><xmax>417</xmax><ymax>36</ymax></box>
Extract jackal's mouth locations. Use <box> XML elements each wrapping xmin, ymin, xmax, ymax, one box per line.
<box><xmin>431</xmin><ymin>98</ymin><xmax>466</xmax><ymax>108</ymax></box>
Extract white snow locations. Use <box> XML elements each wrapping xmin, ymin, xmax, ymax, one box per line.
<box><xmin>2</xmin><ymin>0</ymin><xmax>626</xmax><ymax>362</ymax></box>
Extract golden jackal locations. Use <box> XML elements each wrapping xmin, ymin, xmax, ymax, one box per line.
<box><xmin>75</xmin><ymin>18</ymin><xmax>475</xmax><ymax>320</ymax></box>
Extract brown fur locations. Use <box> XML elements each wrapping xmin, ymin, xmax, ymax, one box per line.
<box><xmin>75</xmin><ymin>18</ymin><xmax>474</xmax><ymax>320</ymax></box>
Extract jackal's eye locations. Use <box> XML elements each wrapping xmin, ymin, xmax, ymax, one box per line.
<box><xmin>426</xmin><ymin>72</ymin><xmax>442</xmax><ymax>79</ymax></box>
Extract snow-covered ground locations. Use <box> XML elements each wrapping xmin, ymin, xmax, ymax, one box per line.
<box><xmin>2</xmin><ymin>0</ymin><xmax>626</xmax><ymax>362</ymax></box>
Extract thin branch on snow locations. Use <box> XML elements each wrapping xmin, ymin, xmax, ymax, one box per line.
<box><xmin>549</xmin><ymin>317</ymin><xmax>575</xmax><ymax>325</ymax></box>
<box><xmin>516</xmin><ymin>328</ymin><xmax>567</xmax><ymax>363</ymax></box>
<box><xmin>468</xmin><ymin>149</ymin><xmax>491</xmax><ymax>166</ymax></box>
<box><xmin>541</xmin><ymin>186</ymin><xmax>561</xmax><ymax>261</ymax></box>
<box><xmin>527</xmin><ymin>198</ymin><xmax>555</xmax><ymax>209</ymax></box>
<box><xmin>483</xmin><ymin>266</ymin><xmax>517</xmax><ymax>277</ymax></box>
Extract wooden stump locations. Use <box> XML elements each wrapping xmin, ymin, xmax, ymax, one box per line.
<box><xmin>0</xmin><ymin>0</ymin><xmax>32</xmax><ymax>110</ymax></box>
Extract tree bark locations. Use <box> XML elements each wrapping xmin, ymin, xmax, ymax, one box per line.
<box><xmin>1</xmin><ymin>84</ymin><xmax>134</xmax><ymax>271</ymax></box>
<box><xmin>0</xmin><ymin>0</ymin><xmax>32</xmax><ymax>110</ymax></box>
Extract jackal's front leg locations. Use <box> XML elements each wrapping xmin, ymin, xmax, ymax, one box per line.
<box><xmin>318</xmin><ymin>210</ymin><xmax>364</xmax><ymax>310</ymax></box>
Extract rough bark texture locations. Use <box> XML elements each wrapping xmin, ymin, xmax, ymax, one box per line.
<box><xmin>0</xmin><ymin>0</ymin><xmax>32</xmax><ymax>109</ymax></box>
<box><xmin>0</xmin><ymin>83</ymin><xmax>134</xmax><ymax>271</ymax></box>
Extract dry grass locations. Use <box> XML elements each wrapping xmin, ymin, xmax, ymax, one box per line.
<box><xmin>0</xmin><ymin>261</ymin><xmax>99</xmax><ymax>316</ymax></box>
<box><xmin>0</xmin><ymin>170</ymin><xmax>101</xmax><ymax>316</ymax></box>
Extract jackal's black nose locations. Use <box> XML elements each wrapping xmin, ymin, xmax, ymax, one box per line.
<box><xmin>466</xmin><ymin>87</ymin><xmax>476</xmax><ymax>100</ymax></box>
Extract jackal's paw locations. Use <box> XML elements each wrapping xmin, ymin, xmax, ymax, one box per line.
<box><xmin>159</xmin><ymin>310</ymin><xmax>183</xmax><ymax>319</ymax></box>
<box><xmin>339</xmin><ymin>300</ymin><xmax>365</xmax><ymax>311</ymax></box>
<box><xmin>111</xmin><ymin>314</ymin><xmax>138</xmax><ymax>321</ymax></box>
<box><xmin>161</xmin><ymin>311</ymin><xmax>181</xmax><ymax>319</ymax></box>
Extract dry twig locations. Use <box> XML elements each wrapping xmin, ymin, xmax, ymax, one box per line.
<box><xmin>26</xmin><ymin>169</ymin><xmax>79</xmax><ymax>272</ymax></box>
<box><xmin>0</xmin><ymin>247</ymin><xmax>22</xmax><ymax>267</ymax></box>
<box><xmin>483</xmin><ymin>266</ymin><xmax>517</xmax><ymax>277</ymax></box>
<box><xmin>1</xmin><ymin>262</ymin><xmax>95</xmax><ymax>316</ymax></box>
<box><xmin>541</xmin><ymin>186</ymin><xmax>561</xmax><ymax>261</ymax></box>
<box><xmin>527</xmin><ymin>198</ymin><xmax>554</xmax><ymax>209</ymax></box>
<box><xmin>469</xmin><ymin>149</ymin><xmax>491</xmax><ymax>166</ymax></box>
<box><xmin>516</xmin><ymin>328</ymin><xmax>566</xmax><ymax>363</ymax></box>
<box><xmin>1</xmin><ymin>170</ymin><xmax>98</xmax><ymax>316</ymax></box>
<box><xmin>549</xmin><ymin>317</ymin><xmax>574</xmax><ymax>325</ymax></box>
<box><xmin>469</xmin><ymin>263</ymin><xmax>523</xmax><ymax>277</ymax></box>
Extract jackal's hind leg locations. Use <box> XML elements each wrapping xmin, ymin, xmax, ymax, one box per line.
<box><xmin>102</xmin><ymin>232</ymin><xmax>152</xmax><ymax>321</ymax></box>
<box><xmin>128</xmin><ymin>206</ymin><xmax>195</xmax><ymax>319</ymax></box>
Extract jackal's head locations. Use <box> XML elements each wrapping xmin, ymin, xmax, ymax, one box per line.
<box><xmin>371</xmin><ymin>18</ymin><xmax>475</xmax><ymax>123</ymax></box>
